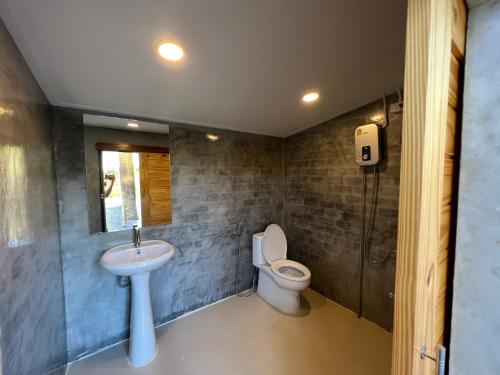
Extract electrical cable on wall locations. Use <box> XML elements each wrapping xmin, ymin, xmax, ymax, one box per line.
<box><xmin>234</xmin><ymin>222</ymin><xmax>257</xmax><ymax>297</ymax></box>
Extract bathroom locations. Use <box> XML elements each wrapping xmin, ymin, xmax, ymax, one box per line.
<box><xmin>1</xmin><ymin>1</ymin><xmax>500</xmax><ymax>374</ymax></box>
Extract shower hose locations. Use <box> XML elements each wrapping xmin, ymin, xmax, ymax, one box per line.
<box><xmin>357</xmin><ymin>165</ymin><xmax>394</xmax><ymax>318</ymax></box>
<box><xmin>235</xmin><ymin>222</ymin><xmax>257</xmax><ymax>297</ymax></box>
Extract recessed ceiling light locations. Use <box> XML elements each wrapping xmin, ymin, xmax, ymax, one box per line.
<box><xmin>206</xmin><ymin>134</ymin><xmax>219</xmax><ymax>141</ymax></box>
<box><xmin>157</xmin><ymin>41</ymin><xmax>184</xmax><ymax>61</ymax></box>
<box><xmin>127</xmin><ymin>122</ymin><xmax>139</xmax><ymax>128</ymax></box>
<box><xmin>302</xmin><ymin>91</ymin><xmax>320</xmax><ymax>103</ymax></box>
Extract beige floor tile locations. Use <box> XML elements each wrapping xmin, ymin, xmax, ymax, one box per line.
<box><xmin>68</xmin><ymin>289</ymin><xmax>392</xmax><ymax>375</ymax></box>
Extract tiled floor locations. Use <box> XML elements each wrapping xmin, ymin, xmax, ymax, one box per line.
<box><xmin>68</xmin><ymin>289</ymin><xmax>392</xmax><ymax>375</ymax></box>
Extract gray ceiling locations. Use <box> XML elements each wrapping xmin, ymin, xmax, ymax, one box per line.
<box><xmin>1</xmin><ymin>0</ymin><xmax>407</xmax><ymax>137</ymax></box>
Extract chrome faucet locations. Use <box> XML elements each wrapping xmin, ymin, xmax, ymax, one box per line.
<box><xmin>133</xmin><ymin>225</ymin><xmax>142</xmax><ymax>253</ymax></box>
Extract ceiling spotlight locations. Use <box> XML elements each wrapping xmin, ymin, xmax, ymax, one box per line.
<box><xmin>206</xmin><ymin>134</ymin><xmax>219</xmax><ymax>141</ymax></box>
<box><xmin>302</xmin><ymin>91</ymin><xmax>320</xmax><ymax>103</ymax></box>
<box><xmin>127</xmin><ymin>122</ymin><xmax>139</xmax><ymax>128</ymax></box>
<box><xmin>157</xmin><ymin>41</ymin><xmax>184</xmax><ymax>61</ymax></box>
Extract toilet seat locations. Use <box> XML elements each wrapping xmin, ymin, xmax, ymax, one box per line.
<box><xmin>270</xmin><ymin>259</ymin><xmax>311</xmax><ymax>282</ymax></box>
<box><xmin>261</xmin><ymin>224</ymin><xmax>311</xmax><ymax>284</ymax></box>
<box><xmin>261</xmin><ymin>224</ymin><xmax>287</xmax><ymax>263</ymax></box>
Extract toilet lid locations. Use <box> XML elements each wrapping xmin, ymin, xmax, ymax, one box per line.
<box><xmin>262</xmin><ymin>224</ymin><xmax>287</xmax><ymax>263</ymax></box>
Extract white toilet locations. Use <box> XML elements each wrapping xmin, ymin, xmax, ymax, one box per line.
<box><xmin>253</xmin><ymin>224</ymin><xmax>311</xmax><ymax>314</ymax></box>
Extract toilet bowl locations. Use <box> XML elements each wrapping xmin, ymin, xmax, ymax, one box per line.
<box><xmin>253</xmin><ymin>224</ymin><xmax>311</xmax><ymax>314</ymax></box>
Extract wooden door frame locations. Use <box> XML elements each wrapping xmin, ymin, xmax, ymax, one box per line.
<box><xmin>392</xmin><ymin>0</ymin><xmax>466</xmax><ymax>373</ymax></box>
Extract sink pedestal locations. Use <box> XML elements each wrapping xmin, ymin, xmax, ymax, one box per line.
<box><xmin>129</xmin><ymin>272</ymin><xmax>156</xmax><ymax>367</ymax></box>
<box><xmin>100</xmin><ymin>240</ymin><xmax>175</xmax><ymax>367</ymax></box>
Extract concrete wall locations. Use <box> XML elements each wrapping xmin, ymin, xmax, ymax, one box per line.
<box><xmin>54</xmin><ymin>94</ymin><xmax>402</xmax><ymax>363</ymax></box>
<box><xmin>83</xmin><ymin>126</ymin><xmax>170</xmax><ymax>233</ymax></box>
<box><xmin>450</xmin><ymin>1</ymin><xmax>500</xmax><ymax>373</ymax></box>
<box><xmin>52</xmin><ymin>107</ymin><xmax>284</xmax><ymax>360</ymax></box>
<box><xmin>0</xmin><ymin>19</ymin><xmax>67</xmax><ymax>375</ymax></box>
<box><xmin>285</xmin><ymin>97</ymin><xmax>402</xmax><ymax>330</ymax></box>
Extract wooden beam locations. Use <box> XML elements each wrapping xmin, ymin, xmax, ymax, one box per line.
<box><xmin>392</xmin><ymin>0</ymin><xmax>456</xmax><ymax>373</ymax></box>
<box><xmin>95</xmin><ymin>142</ymin><xmax>169</xmax><ymax>154</ymax></box>
<box><xmin>391</xmin><ymin>0</ymin><xmax>430</xmax><ymax>371</ymax></box>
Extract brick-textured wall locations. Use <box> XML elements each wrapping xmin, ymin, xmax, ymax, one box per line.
<box><xmin>52</xmin><ymin>109</ymin><xmax>284</xmax><ymax>360</ymax></box>
<box><xmin>285</xmin><ymin>97</ymin><xmax>402</xmax><ymax>330</ymax></box>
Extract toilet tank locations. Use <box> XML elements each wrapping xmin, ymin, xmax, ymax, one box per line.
<box><xmin>252</xmin><ymin>232</ymin><xmax>266</xmax><ymax>266</ymax></box>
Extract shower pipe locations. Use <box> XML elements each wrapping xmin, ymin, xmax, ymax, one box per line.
<box><xmin>357</xmin><ymin>165</ymin><xmax>394</xmax><ymax>318</ymax></box>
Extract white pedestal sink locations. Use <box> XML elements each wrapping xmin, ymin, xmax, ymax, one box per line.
<box><xmin>100</xmin><ymin>240</ymin><xmax>175</xmax><ymax>367</ymax></box>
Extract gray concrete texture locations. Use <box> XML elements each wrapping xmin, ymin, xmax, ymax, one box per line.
<box><xmin>450</xmin><ymin>1</ymin><xmax>500</xmax><ymax>374</ymax></box>
<box><xmin>53</xmin><ymin>95</ymin><xmax>403</xmax><ymax>360</ymax></box>
<box><xmin>285</xmin><ymin>97</ymin><xmax>402</xmax><ymax>330</ymax></box>
<box><xmin>52</xmin><ymin>108</ymin><xmax>285</xmax><ymax>361</ymax></box>
<box><xmin>0</xmin><ymin>18</ymin><xmax>67</xmax><ymax>375</ymax></box>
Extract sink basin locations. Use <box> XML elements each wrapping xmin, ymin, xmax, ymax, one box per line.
<box><xmin>100</xmin><ymin>239</ymin><xmax>175</xmax><ymax>367</ymax></box>
<box><xmin>100</xmin><ymin>240</ymin><xmax>175</xmax><ymax>276</ymax></box>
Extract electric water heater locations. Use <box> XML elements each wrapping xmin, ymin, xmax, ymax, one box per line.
<box><xmin>355</xmin><ymin>124</ymin><xmax>381</xmax><ymax>166</ymax></box>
